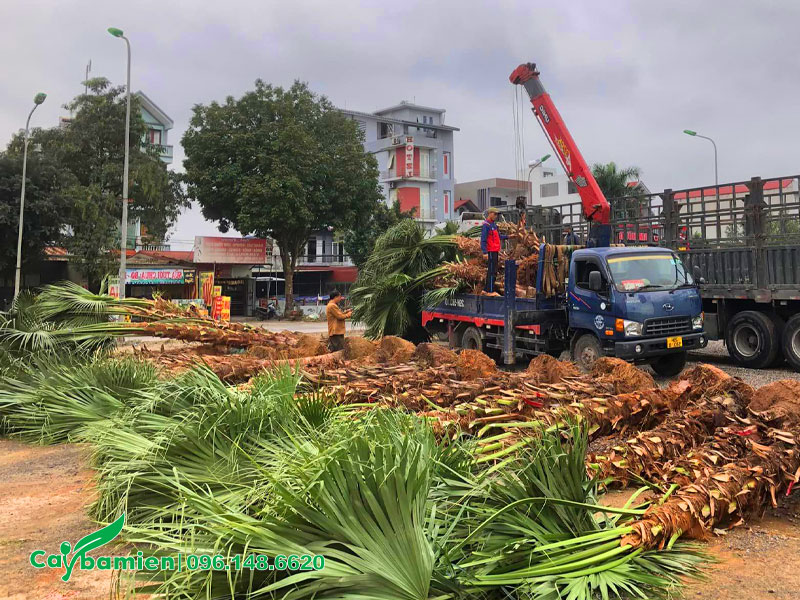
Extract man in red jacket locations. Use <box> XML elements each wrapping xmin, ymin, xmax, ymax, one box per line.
<box><xmin>480</xmin><ymin>207</ymin><xmax>507</xmax><ymax>294</ymax></box>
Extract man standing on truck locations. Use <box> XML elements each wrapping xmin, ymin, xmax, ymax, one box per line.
<box><xmin>326</xmin><ymin>290</ymin><xmax>352</xmax><ymax>352</ymax></box>
<box><xmin>481</xmin><ymin>207</ymin><xmax>507</xmax><ymax>294</ymax></box>
<box><xmin>563</xmin><ymin>225</ymin><xmax>580</xmax><ymax>245</ymax></box>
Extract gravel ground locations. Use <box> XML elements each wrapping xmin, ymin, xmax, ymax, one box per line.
<box><xmin>683</xmin><ymin>339</ymin><xmax>800</xmax><ymax>386</ymax></box>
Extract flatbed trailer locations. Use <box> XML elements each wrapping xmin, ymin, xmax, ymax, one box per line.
<box><xmin>526</xmin><ymin>174</ymin><xmax>800</xmax><ymax>371</ymax></box>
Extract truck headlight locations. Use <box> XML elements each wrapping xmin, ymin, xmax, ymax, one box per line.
<box><xmin>692</xmin><ymin>313</ymin><xmax>704</xmax><ymax>330</ymax></box>
<box><xmin>623</xmin><ymin>320</ymin><xmax>643</xmax><ymax>337</ymax></box>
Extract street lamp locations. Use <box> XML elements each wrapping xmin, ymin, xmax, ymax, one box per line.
<box><xmin>13</xmin><ymin>92</ymin><xmax>47</xmax><ymax>300</ymax></box>
<box><xmin>683</xmin><ymin>129</ymin><xmax>718</xmax><ymax>186</ymax></box>
<box><xmin>526</xmin><ymin>154</ymin><xmax>551</xmax><ymax>203</ymax></box>
<box><xmin>109</xmin><ymin>26</ymin><xmax>132</xmax><ymax>298</ymax></box>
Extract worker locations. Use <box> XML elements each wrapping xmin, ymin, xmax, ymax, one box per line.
<box><xmin>326</xmin><ymin>289</ymin><xmax>352</xmax><ymax>352</ymax></box>
<box><xmin>563</xmin><ymin>225</ymin><xmax>580</xmax><ymax>245</ymax></box>
<box><xmin>481</xmin><ymin>207</ymin><xmax>507</xmax><ymax>294</ymax></box>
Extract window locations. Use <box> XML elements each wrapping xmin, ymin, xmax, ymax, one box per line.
<box><xmin>443</xmin><ymin>191</ymin><xmax>450</xmax><ymax>216</ymax></box>
<box><xmin>379</xmin><ymin>122</ymin><xmax>393</xmax><ymax>139</ymax></box>
<box><xmin>307</xmin><ymin>237</ymin><xmax>317</xmax><ymax>262</ymax></box>
<box><xmin>354</xmin><ymin>120</ymin><xmax>366</xmax><ymax>134</ymax></box>
<box><xmin>443</xmin><ymin>152</ymin><xmax>450</xmax><ymax>177</ymax></box>
<box><xmin>490</xmin><ymin>197</ymin><xmax>504</xmax><ymax>207</ymax></box>
<box><xmin>148</xmin><ymin>128</ymin><xmax>162</xmax><ymax>145</ymax></box>
<box><xmin>386</xmin><ymin>152</ymin><xmax>395</xmax><ymax>170</ymax></box>
<box><xmin>574</xmin><ymin>258</ymin><xmax>607</xmax><ymax>291</ymax></box>
<box><xmin>567</xmin><ymin>181</ymin><xmax>578</xmax><ymax>194</ymax></box>
<box><xmin>540</xmin><ymin>182</ymin><xmax>559</xmax><ymax>197</ymax></box>
<box><xmin>542</xmin><ymin>170</ymin><xmax>554</xmax><ymax>178</ymax></box>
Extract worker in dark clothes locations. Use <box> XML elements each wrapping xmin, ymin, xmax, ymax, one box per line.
<box><xmin>481</xmin><ymin>207</ymin><xmax>508</xmax><ymax>294</ymax></box>
<box><xmin>326</xmin><ymin>290</ymin><xmax>352</xmax><ymax>352</ymax></box>
<box><xmin>563</xmin><ymin>225</ymin><xmax>580</xmax><ymax>245</ymax></box>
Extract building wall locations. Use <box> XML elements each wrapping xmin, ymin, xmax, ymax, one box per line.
<box><xmin>528</xmin><ymin>166</ymin><xmax>580</xmax><ymax>207</ymax></box>
<box><xmin>342</xmin><ymin>103</ymin><xmax>457</xmax><ymax>225</ymax></box>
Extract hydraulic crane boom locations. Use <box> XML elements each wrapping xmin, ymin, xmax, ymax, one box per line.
<box><xmin>510</xmin><ymin>62</ymin><xmax>611</xmax><ymax>247</ymax></box>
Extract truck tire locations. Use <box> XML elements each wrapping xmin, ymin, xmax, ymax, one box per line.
<box><xmin>650</xmin><ymin>352</ymin><xmax>687</xmax><ymax>377</ymax></box>
<box><xmin>572</xmin><ymin>333</ymin><xmax>602</xmax><ymax>372</ymax></box>
<box><xmin>782</xmin><ymin>314</ymin><xmax>800</xmax><ymax>372</ymax></box>
<box><xmin>725</xmin><ymin>310</ymin><xmax>779</xmax><ymax>369</ymax></box>
<box><xmin>461</xmin><ymin>326</ymin><xmax>485</xmax><ymax>352</ymax></box>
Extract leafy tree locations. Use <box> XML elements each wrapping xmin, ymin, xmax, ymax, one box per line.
<box><xmin>343</xmin><ymin>200</ymin><xmax>413</xmax><ymax>270</ymax></box>
<box><xmin>591</xmin><ymin>162</ymin><xmax>641</xmax><ymax>199</ymax></box>
<box><xmin>182</xmin><ymin>80</ymin><xmax>383</xmax><ymax>315</ymax></box>
<box><xmin>0</xmin><ymin>149</ymin><xmax>69</xmax><ymax>284</ymax></box>
<box><xmin>17</xmin><ymin>78</ymin><xmax>187</xmax><ymax>288</ymax></box>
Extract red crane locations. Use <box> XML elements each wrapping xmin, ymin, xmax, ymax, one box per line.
<box><xmin>510</xmin><ymin>62</ymin><xmax>611</xmax><ymax>247</ymax></box>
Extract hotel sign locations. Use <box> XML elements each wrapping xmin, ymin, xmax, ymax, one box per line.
<box><xmin>404</xmin><ymin>136</ymin><xmax>414</xmax><ymax>177</ymax></box>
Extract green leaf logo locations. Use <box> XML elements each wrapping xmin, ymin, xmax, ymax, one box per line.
<box><xmin>60</xmin><ymin>513</ymin><xmax>125</xmax><ymax>582</ymax></box>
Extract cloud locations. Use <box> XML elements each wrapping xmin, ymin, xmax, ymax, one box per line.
<box><xmin>1</xmin><ymin>0</ymin><xmax>798</xmax><ymax>247</ymax></box>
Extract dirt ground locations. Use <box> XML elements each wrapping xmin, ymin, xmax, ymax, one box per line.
<box><xmin>0</xmin><ymin>440</ymin><xmax>116</xmax><ymax>600</ymax></box>
<box><xmin>1</xmin><ymin>439</ymin><xmax>798</xmax><ymax>599</ymax></box>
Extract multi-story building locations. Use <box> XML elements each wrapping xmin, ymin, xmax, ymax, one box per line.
<box><xmin>341</xmin><ymin>101</ymin><xmax>458</xmax><ymax>227</ymax></box>
<box><xmin>136</xmin><ymin>91</ymin><xmax>173</xmax><ymax>165</ymax></box>
<box><xmin>455</xmin><ymin>178</ymin><xmax>532</xmax><ymax>212</ymax></box>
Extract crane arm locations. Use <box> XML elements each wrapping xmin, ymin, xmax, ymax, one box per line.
<box><xmin>510</xmin><ymin>62</ymin><xmax>611</xmax><ymax>246</ymax></box>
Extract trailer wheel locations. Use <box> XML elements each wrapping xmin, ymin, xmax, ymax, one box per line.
<box><xmin>572</xmin><ymin>333</ymin><xmax>602</xmax><ymax>372</ymax></box>
<box><xmin>725</xmin><ymin>310</ymin><xmax>779</xmax><ymax>369</ymax></box>
<box><xmin>782</xmin><ymin>314</ymin><xmax>800</xmax><ymax>372</ymax></box>
<box><xmin>650</xmin><ymin>352</ymin><xmax>687</xmax><ymax>377</ymax></box>
<box><xmin>460</xmin><ymin>326</ymin><xmax>485</xmax><ymax>352</ymax></box>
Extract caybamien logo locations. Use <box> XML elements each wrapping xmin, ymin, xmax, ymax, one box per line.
<box><xmin>30</xmin><ymin>514</ymin><xmax>125</xmax><ymax>582</ymax></box>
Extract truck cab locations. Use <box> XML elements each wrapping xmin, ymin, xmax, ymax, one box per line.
<box><xmin>568</xmin><ymin>246</ymin><xmax>706</xmax><ymax>375</ymax></box>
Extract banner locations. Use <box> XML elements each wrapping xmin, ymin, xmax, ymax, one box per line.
<box><xmin>211</xmin><ymin>295</ymin><xmax>231</xmax><ymax>321</ymax></box>
<box><xmin>193</xmin><ymin>236</ymin><xmax>268</xmax><ymax>264</ymax></box>
<box><xmin>198</xmin><ymin>272</ymin><xmax>215</xmax><ymax>305</ymax></box>
<box><xmin>126</xmin><ymin>268</ymin><xmax>184</xmax><ymax>285</ymax></box>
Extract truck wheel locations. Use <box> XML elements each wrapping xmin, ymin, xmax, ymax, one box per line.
<box><xmin>782</xmin><ymin>314</ymin><xmax>800</xmax><ymax>372</ymax></box>
<box><xmin>461</xmin><ymin>326</ymin><xmax>485</xmax><ymax>352</ymax></box>
<box><xmin>725</xmin><ymin>311</ymin><xmax>779</xmax><ymax>369</ymax></box>
<box><xmin>572</xmin><ymin>333</ymin><xmax>602</xmax><ymax>372</ymax></box>
<box><xmin>650</xmin><ymin>352</ymin><xmax>687</xmax><ymax>377</ymax></box>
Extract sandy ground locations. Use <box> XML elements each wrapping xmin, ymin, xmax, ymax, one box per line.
<box><xmin>1</xmin><ymin>438</ymin><xmax>798</xmax><ymax>599</ymax></box>
<box><xmin>0</xmin><ymin>440</ymin><xmax>118</xmax><ymax>600</ymax></box>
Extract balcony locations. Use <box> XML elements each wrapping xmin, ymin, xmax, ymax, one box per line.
<box><xmin>380</xmin><ymin>166</ymin><xmax>437</xmax><ymax>182</ymax></box>
<box><xmin>292</xmin><ymin>253</ymin><xmax>354</xmax><ymax>267</ymax></box>
<box><xmin>142</xmin><ymin>143</ymin><xmax>173</xmax><ymax>162</ymax></box>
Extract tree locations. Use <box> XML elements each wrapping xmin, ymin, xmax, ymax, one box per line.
<box><xmin>591</xmin><ymin>162</ymin><xmax>642</xmax><ymax>200</ymax></box>
<box><xmin>16</xmin><ymin>78</ymin><xmax>187</xmax><ymax>288</ymax></box>
<box><xmin>182</xmin><ymin>80</ymin><xmax>383</xmax><ymax>315</ymax></box>
<box><xmin>343</xmin><ymin>200</ymin><xmax>413</xmax><ymax>270</ymax></box>
<box><xmin>0</xmin><ymin>150</ymin><xmax>69</xmax><ymax>285</ymax></box>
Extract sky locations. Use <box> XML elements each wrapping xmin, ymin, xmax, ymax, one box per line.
<box><xmin>2</xmin><ymin>0</ymin><xmax>799</xmax><ymax>249</ymax></box>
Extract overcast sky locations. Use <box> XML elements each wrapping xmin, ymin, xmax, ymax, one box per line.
<box><xmin>2</xmin><ymin>1</ymin><xmax>798</xmax><ymax>249</ymax></box>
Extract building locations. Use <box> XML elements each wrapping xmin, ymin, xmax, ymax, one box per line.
<box><xmin>454</xmin><ymin>178</ymin><xmax>532</xmax><ymax>212</ymax></box>
<box><xmin>340</xmin><ymin>101</ymin><xmax>459</xmax><ymax>227</ymax></box>
<box><xmin>527</xmin><ymin>165</ymin><xmax>579</xmax><ymax>207</ymax></box>
<box><xmin>136</xmin><ymin>91</ymin><xmax>173</xmax><ymax>165</ymax></box>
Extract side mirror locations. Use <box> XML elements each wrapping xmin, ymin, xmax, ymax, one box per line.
<box><xmin>692</xmin><ymin>265</ymin><xmax>706</xmax><ymax>285</ymax></box>
<box><xmin>588</xmin><ymin>271</ymin><xmax>603</xmax><ymax>292</ymax></box>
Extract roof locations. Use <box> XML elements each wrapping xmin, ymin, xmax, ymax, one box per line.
<box><xmin>672</xmin><ymin>178</ymin><xmax>794</xmax><ymax>201</ymax></box>
<box><xmin>135</xmin><ymin>91</ymin><xmax>174</xmax><ymax>129</ymax></box>
<box><xmin>339</xmin><ymin>108</ymin><xmax>459</xmax><ymax>132</ymax></box>
<box><xmin>455</xmin><ymin>198</ymin><xmax>480</xmax><ymax>212</ymax></box>
<box><xmin>573</xmin><ymin>246</ymin><xmax>674</xmax><ymax>259</ymax></box>
<box><xmin>374</xmin><ymin>101</ymin><xmax>446</xmax><ymax>115</ymax></box>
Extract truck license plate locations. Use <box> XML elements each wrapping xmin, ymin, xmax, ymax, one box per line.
<box><xmin>667</xmin><ymin>336</ymin><xmax>683</xmax><ymax>349</ymax></box>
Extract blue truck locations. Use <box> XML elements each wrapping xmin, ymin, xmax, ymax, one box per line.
<box><xmin>422</xmin><ymin>62</ymin><xmax>706</xmax><ymax>375</ymax></box>
<box><xmin>423</xmin><ymin>246</ymin><xmax>707</xmax><ymax>375</ymax></box>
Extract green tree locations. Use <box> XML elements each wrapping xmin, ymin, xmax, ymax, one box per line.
<box><xmin>0</xmin><ymin>150</ymin><xmax>69</xmax><ymax>287</ymax></box>
<box><xmin>343</xmin><ymin>200</ymin><xmax>413</xmax><ymax>270</ymax></box>
<box><xmin>591</xmin><ymin>162</ymin><xmax>642</xmax><ymax>199</ymax></box>
<box><xmin>15</xmin><ymin>78</ymin><xmax>187</xmax><ymax>288</ymax></box>
<box><xmin>182</xmin><ymin>80</ymin><xmax>383</xmax><ymax>315</ymax></box>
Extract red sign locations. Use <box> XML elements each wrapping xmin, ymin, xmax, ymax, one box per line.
<box><xmin>193</xmin><ymin>236</ymin><xmax>268</xmax><ymax>264</ymax></box>
<box><xmin>404</xmin><ymin>136</ymin><xmax>414</xmax><ymax>177</ymax></box>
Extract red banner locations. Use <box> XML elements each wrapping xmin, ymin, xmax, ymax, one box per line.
<box><xmin>193</xmin><ymin>236</ymin><xmax>268</xmax><ymax>264</ymax></box>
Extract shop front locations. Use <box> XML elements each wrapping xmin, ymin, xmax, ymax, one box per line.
<box><xmin>125</xmin><ymin>267</ymin><xmax>197</xmax><ymax>300</ymax></box>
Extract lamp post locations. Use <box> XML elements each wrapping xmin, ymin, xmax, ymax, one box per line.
<box><xmin>108</xmin><ymin>26</ymin><xmax>131</xmax><ymax>298</ymax></box>
<box><xmin>526</xmin><ymin>154</ymin><xmax>551</xmax><ymax>203</ymax></box>
<box><xmin>683</xmin><ymin>129</ymin><xmax>718</xmax><ymax>186</ymax></box>
<box><xmin>13</xmin><ymin>92</ymin><xmax>47</xmax><ymax>300</ymax></box>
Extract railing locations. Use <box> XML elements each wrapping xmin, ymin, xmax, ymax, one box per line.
<box><xmin>380</xmin><ymin>166</ymin><xmax>437</xmax><ymax>180</ymax></box>
<box><xmin>294</xmin><ymin>253</ymin><xmax>354</xmax><ymax>267</ymax></box>
<box><xmin>142</xmin><ymin>143</ymin><xmax>174</xmax><ymax>160</ymax></box>
<box><xmin>139</xmin><ymin>243</ymin><xmax>171</xmax><ymax>252</ymax></box>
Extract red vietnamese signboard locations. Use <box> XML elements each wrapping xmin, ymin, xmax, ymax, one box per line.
<box><xmin>193</xmin><ymin>236</ymin><xmax>268</xmax><ymax>264</ymax></box>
